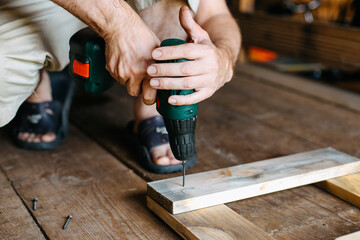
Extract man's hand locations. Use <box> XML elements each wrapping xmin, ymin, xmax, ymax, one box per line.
<box><xmin>145</xmin><ymin>6</ymin><xmax>234</xmax><ymax>105</ymax></box>
<box><xmin>52</xmin><ymin>0</ymin><xmax>160</xmax><ymax>97</ymax></box>
<box><xmin>103</xmin><ymin>12</ymin><xmax>160</xmax><ymax>97</ymax></box>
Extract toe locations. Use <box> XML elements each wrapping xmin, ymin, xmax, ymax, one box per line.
<box><xmin>170</xmin><ymin>159</ymin><xmax>181</xmax><ymax>165</ymax></box>
<box><xmin>151</xmin><ymin>144</ymin><xmax>183</xmax><ymax>166</ymax></box>
<box><xmin>166</xmin><ymin>149</ymin><xmax>180</xmax><ymax>165</ymax></box>
<box><xmin>22</xmin><ymin>132</ymin><xmax>30</xmax><ymax>141</ymax></box>
<box><xmin>41</xmin><ymin>132</ymin><xmax>56</xmax><ymax>142</ymax></box>
<box><xmin>154</xmin><ymin>156</ymin><xmax>171</xmax><ymax>165</ymax></box>
<box><xmin>33</xmin><ymin>134</ymin><xmax>41</xmax><ymax>143</ymax></box>
<box><xmin>18</xmin><ymin>133</ymin><xmax>25</xmax><ymax>141</ymax></box>
<box><xmin>28</xmin><ymin>133</ymin><xmax>36</xmax><ymax>142</ymax></box>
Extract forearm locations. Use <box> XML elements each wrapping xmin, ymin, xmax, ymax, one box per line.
<box><xmin>51</xmin><ymin>0</ymin><xmax>137</xmax><ymax>39</ymax></box>
<box><xmin>201</xmin><ymin>14</ymin><xmax>241</xmax><ymax>67</ymax></box>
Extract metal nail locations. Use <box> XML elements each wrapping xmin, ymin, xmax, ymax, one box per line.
<box><xmin>63</xmin><ymin>215</ymin><xmax>72</xmax><ymax>230</ymax></box>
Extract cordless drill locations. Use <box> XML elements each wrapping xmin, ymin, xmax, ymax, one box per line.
<box><xmin>69</xmin><ymin>28</ymin><xmax>197</xmax><ymax>185</ymax></box>
<box><xmin>156</xmin><ymin>39</ymin><xmax>198</xmax><ymax>186</ymax></box>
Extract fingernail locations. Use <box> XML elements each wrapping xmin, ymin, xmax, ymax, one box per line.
<box><xmin>147</xmin><ymin>66</ymin><xmax>156</xmax><ymax>74</ymax></box>
<box><xmin>150</xmin><ymin>79</ymin><xmax>159</xmax><ymax>87</ymax></box>
<box><xmin>169</xmin><ymin>98</ymin><xmax>177</xmax><ymax>104</ymax></box>
<box><xmin>153</xmin><ymin>50</ymin><xmax>162</xmax><ymax>58</ymax></box>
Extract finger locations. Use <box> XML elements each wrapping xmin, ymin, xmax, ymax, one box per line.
<box><xmin>147</xmin><ymin>61</ymin><xmax>208</xmax><ymax>77</ymax></box>
<box><xmin>179</xmin><ymin>6</ymin><xmax>210</xmax><ymax>44</ymax></box>
<box><xmin>142</xmin><ymin>77</ymin><xmax>157</xmax><ymax>105</ymax></box>
<box><xmin>150</xmin><ymin>75</ymin><xmax>208</xmax><ymax>90</ymax></box>
<box><xmin>106</xmin><ymin>58</ymin><xmax>128</xmax><ymax>86</ymax></box>
<box><xmin>168</xmin><ymin>89</ymin><xmax>211</xmax><ymax>105</ymax></box>
<box><xmin>152</xmin><ymin>43</ymin><xmax>208</xmax><ymax>61</ymax></box>
<box><xmin>126</xmin><ymin>66</ymin><xmax>146</xmax><ymax>96</ymax></box>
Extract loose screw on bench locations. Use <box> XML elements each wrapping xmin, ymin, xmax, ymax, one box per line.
<box><xmin>63</xmin><ymin>215</ymin><xmax>72</xmax><ymax>230</ymax></box>
<box><xmin>32</xmin><ymin>198</ymin><xmax>38</xmax><ymax>211</ymax></box>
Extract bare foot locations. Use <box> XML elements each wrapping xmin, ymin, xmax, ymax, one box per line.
<box><xmin>134</xmin><ymin>96</ymin><xmax>180</xmax><ymax>166</ymax></box>
<box><xmin>18</xmin><ymin>69</ymin><xmax>56</xmax><ymax>143</ymax></box>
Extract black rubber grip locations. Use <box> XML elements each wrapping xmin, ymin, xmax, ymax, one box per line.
<box><xmin>164</xmin><ymin>116</ymin><xmax>197</xmax><ymax>160</ymax></box>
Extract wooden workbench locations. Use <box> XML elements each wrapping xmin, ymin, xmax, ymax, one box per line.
<box><xmin>1</xmin><ymin>63</ymin><xmax>359</xmax><ymax>239</ymax></box>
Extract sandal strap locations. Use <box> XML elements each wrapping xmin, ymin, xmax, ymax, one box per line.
<box><xmin>138</xmin><ymin>116</ymin><xmax>169</xmax><ymax>152</ymax></box>
<box><xmin>16</xmin><ymin>101</ymin><xmax>59</xmax><ymax>134</ymax></box>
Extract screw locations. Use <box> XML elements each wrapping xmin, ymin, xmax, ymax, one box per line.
<box><xmin>63</xmin><ymin>215</ymin><xmax>72</xmax><ymax>230</ymax></box>
<box><xmin>32</xmin><ymin>198</ymin><xmax>38</xmax><ymax>211</ymax></box>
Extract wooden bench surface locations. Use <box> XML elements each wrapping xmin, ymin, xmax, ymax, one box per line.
<box><xmin>1</xmin><ymin>63</ymin><xmax>360</xmax><ymax>239</ymax></box>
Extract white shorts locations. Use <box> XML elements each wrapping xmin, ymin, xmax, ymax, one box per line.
<box><xmin>0</xmin><ymin>0</ymin><xmax>200</xmax><ymax>127</ymax></box>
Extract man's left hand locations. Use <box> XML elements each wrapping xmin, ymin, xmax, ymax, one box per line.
<box><xmin>144</xmin><ymin>6</ymin><xmax>234</xmax><ymax>105</ymax></box>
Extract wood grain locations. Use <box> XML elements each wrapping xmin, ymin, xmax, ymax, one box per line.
<box><xmin>237</xmin><ymin>63</ymin><xmax>360</xmax><ymax>114</ymax></box>
<box><xmin>317</xmin><ymin>173</ymin><xmax>360</xmax><ymax>208</ymax></box>
<box><xmin>148</xmin><ymin>148</ymin><xmax>360</xmax><ymax>214</ymax></box>
<box><xmin>69</xmin><ymin>67</ymin><xmax>360</xmax><ymax>238</ymax></box>
<box><xmin>0</xmin><ymin>169</ymin><xmax>45</xmax><ymax>240</ymax></box>
<box><xmin>0</xmin><ymin>126</ymin><xmax>179</xmax><ymax>240</ymax></box>
<box><xmin>147</xmin><ymin>197</ymin><xmax>274</xmax><ymax>240</ymax></box>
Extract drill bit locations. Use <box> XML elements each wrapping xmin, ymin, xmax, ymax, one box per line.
<box><xmin>182</xmin><ymin>160</ymin><xmax>187</xmax><ymax>187</ymax></box>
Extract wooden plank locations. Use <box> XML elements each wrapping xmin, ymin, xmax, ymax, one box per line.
<box><xmin>336</xmin><ymin>231</ymin><xmax>360</xmax><ymax>240</ymax></box>
<box><xmin>147</xmin><ymin>148</ymin><xmax>360</xmax><ymax>214</ymax></box>
<box><xmin>0</xmin><ymin>170</ymin><xmax>45</xmax><ymax>240</ymax></box>
<box><xmin>237</xmin><ymin>63</ymin><xmax>360</xmax><ymax>114</ymax></box>
<box><xmin>147</xmin><ymin>196</ymin><xmax>274</xmax><ymax>240</ymax></box>
<box><xmin>0</xmin><ymin>126</ymin><xmax>179</xmax><ymax>240</ymax></box>
<box><xmin>317</xmin><ymin>173</ymin><xmax>360</xmax><ymax>208</ymax></box>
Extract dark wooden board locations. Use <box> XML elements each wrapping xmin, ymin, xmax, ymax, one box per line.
<box><xmin>69</xmin><ymin>65</ymin><xmax>360</xmax><ymax>239</ymax></box>
<box><xmin>0</xmin><ymin>169</ymin><xmax>45</xmax><ymax>240</ymax></box>
<box><xmin>0</xmin><ymin>126</ymin><xmax>179</xmax><ymax>240</ymax></box>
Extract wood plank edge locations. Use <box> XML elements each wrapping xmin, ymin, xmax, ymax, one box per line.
<box><xmin>316</xmin><ymin>174</ymin><xmax>360</xmax><ymax>208</ymax></box>
<box><xmin>147</xmin><ymin>184</ymin><xmax>174</xmax><ymax>213</ymax></box>
<box><xmin>147</xmin><ymin>196</ymin><xmax>199</xmax><ymax>240</ymax></box>
<box><xmin>146</xmin><ymin>196</ymin><xmax>275</xmax><ymax>240</ymax></box>
<box><xmin>335</xmin><ymin>230</ymin><xmax>360</xmax><ymax>240</ymax></box>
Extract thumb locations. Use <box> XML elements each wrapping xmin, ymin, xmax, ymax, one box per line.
<box><xmin>179</xmin><ymin>6</ymin><xmax>209</xmax><ymax>44</ymax></box>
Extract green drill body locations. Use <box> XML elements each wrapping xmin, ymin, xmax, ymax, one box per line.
<box><xmin>69</xmin><ymin>29</ymin><xmax>197</xmax><ymax>174</ymax></box>
<box><xmin>156</xmin><ymin>39</ymin><xmax>198</xmax><ymax>162</ymax></box>
<box><xmin>69</xmin><ymin>28</ymin><xmax>115</xmax><ymax>93</ymax></box>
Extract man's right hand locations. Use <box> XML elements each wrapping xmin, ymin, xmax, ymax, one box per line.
<box><xmin>103</xmin><ymin>13</ymin><xmax>160</xmax><ymax>97</ymax></box>
<box><xmin>52</xmin><ymin>0</ymin><xmax>160</xmax><ymax>98</ymax></box>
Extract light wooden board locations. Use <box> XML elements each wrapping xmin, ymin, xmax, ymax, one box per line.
<box><xmin>147</xmin><ymin>196</ymin><xmax>274</xmax><ymax>240</ymax></box>
<box><xmin>336</xmin><ymin>230</ymin><xmax>360</xmax><ymax>240</ymax></box>
<box><xmin>0</xmin><ymin>170</ymin><xmax>45</xmax><ymax>240</ymax></box>
<box><xmin>317</xmin><ymin>173</ymin><xmax>360</xmax><ymax>208</ymax></box>
<box><xmin>148</xmin><ymin>148</ymin><xmax>360</xmax><ymax>214</ymax></box>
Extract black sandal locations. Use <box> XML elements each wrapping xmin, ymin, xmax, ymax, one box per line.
<box><xmin>12</xmin><ymin>68</ymin><xmax>74</xmax><ymax>150</ymax></box>
<box><xmin>126</xmin><ymin>116</ymin><xmax>197</xmax><ymax>174</ymax></box>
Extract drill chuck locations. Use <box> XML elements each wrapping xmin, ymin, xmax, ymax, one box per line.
<box><xmin>164</xmin><ymin>116</ymin><xmax>197</xmax><ymax>160</ymax></box>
